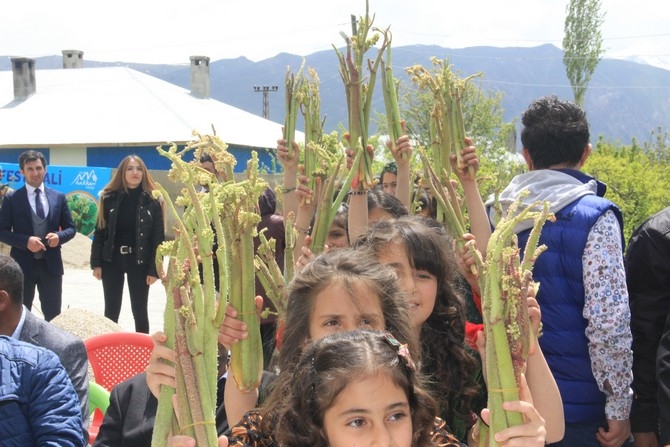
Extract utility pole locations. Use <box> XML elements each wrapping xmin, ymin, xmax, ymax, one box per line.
<box><xmin>253</xmin><ymin>85</ymin><xmax>278</xmax><ymax>119</ymax></box>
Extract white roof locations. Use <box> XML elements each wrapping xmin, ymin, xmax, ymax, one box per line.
<box><xmin>0</xmin><ymin>66</ymin><xmax>289</xmax><ymax>148</ymax></box>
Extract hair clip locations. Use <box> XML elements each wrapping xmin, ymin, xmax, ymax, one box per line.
<box><xmin>383</xmin><ymin>333</ymin><xmax>416</xmax><ymax>372</ymax></box>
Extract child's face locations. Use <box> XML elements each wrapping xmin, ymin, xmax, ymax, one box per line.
<box><xmin>325</xmin><ymin>223</ymin><xmax>349</xmax><ymax>249</ymax></box>
<box><xmin>381</xmin><ymin>172</ymin><xmax>398</xmax><ymax>196</ymax></box>
<box><xmin>323</xmin><ymin>372</ymin><xmax>412</xmax><ymax>447</ymax></box>
<box><xmin>309</xmin><ymin>281</ymin><xmax>385</xmax><ymax>340</ymax></box>
<box><xmin>376</xmin><ymin>242</ymin><xmax>437</xmax><ymax>328</ymax></box>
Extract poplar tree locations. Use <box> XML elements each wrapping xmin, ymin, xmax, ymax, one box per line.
<box><xmin>563</xmin><ymin>0</ymin><xmax>605</xmax><ymax>107</ymax></box>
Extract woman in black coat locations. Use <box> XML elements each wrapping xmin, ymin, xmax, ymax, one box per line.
<box><xmin>90</xmin><ymin>155</ymin><xmax>164</xmax><ymax>333</ymax></box>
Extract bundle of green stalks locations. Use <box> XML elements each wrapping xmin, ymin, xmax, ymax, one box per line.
<box><xmin>306</xmin><ymin>134</ymin><xmax>358</xmax><ymax>255</ymax></box>
<box><xmin>417</xmin><ymin>149</ymin><xmax>471</xmax><ymax>271</ymax></box>
<box><xmin>150</xmin><ymin>132</ymin><xmax>268</xmax><ymax>446</ymax></box>
<box><xmin>379</xmin><ymin>28</ymin><xmax>405</xmax><ymax>161</ymax></box>
<box><xmin>284</xmin><ymin>62</ymin><xmax>304</xmax><ymax>160</ymax></box>
<box><xmin>471</xmin><ymin>194</ymin><xmax>554</xmax><ymax>446</ymax></box>
<box><xmin>296</xmin><ymin>66</ymin><xmax>325</xmax><ymax>207</ymax></box>
<box><xmin>406</xmin><ymin>57</ymin><xmax>481</xmax><ymax>180</ymax></box>
<box><xmin>333</xmin><ymin>0</ymin><xmax>388</xmax><ymax>191</ymax></box>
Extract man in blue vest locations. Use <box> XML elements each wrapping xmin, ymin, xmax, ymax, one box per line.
<box><xmin>486</xmin><ymin>95</ymin><xmax>633</xmax><ymax>447</ymax></box>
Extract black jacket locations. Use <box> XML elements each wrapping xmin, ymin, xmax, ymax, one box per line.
<box><xmin>90</xmin><ymin>189</ymin><xmax>164</xmax><ymax>277</ymax></box>
<box><xmin>626</xmin><ymin>206</ymin><xmax>670</xmax><ymax>439</ymax></box>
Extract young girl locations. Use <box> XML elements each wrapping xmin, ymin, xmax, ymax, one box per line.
<box><xmin>354</xmin><ymin>215</ymin><xmax>481</xmax><ymax>440</ymax></box>
<box><xmin>270</xmin><ymin>329</ymin><xmax>547</xmax><ymax>447</ymax></box>
<box><xmin>272</xmin><ymin>329</ymin><xmax>447</xmax><ymax>447</ymax></box>
<box><xmin>90</xmin><ymin>155</ymin><xmax>164</xmax><ymax>333</ymax></box>
<box><xmin>146</xmin><ymin>248</ymin><xmax>419</xmax><ymax>430</ymax></box>
<box><xmin>162</xmin><ymin>249</ymin><xmax>550</xmax><ymax>447</ymax></box>
<box><xmin>354</xmin><ymin>215</ymin><xmax>564</xmax><ymax>443</ymax></box>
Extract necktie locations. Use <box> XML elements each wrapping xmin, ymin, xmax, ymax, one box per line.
<box><xmin>35</xmin><ymin>189</ymin><xmax>45</xmax><ymax>219</ymax></box>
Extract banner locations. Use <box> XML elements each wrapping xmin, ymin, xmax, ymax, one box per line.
<box><xmin>0</xmin><ymin>163</ymin><xmax>113</xmax><ymax>237</ymax></box>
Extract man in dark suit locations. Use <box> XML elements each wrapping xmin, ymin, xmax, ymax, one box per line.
<box><xmin>0</xmin><ymin>150</ymin><xmax>75</xmax><ymax>320</ymax></box>
<box><xmin>0</xmin><ymin>254</ymin><xmax>89</xmax><ymax>440</ymax></box>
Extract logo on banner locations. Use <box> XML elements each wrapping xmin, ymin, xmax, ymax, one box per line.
<box><xmin>71</xmin><ymin>170</ymin><xmax>100</xmax><ymax>190</ymax></box>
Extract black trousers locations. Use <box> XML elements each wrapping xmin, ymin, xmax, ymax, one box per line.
<box><xmin>23</xmin><ymin>259</ymin><xmax>62</xmax><ymax>321</ymax></box>
<box><xmin>101</xmin><ymin>252</ymin><xmax>150</xmax><ymax>333</ymax></box>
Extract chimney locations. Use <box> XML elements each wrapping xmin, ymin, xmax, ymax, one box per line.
<box><xmin>190</xmin><ymin>56</ymin><xmax>210</xmax><ymax>98</ymax></box>
<box><xmin>11</xmin><ymin>57</ymin><xmax>36</xmax><ymax>99</ymax></box>
<box><xmin>62</xmin><ymin>50</ymin><xmax>84</xmax><ymax>69</ymax></box>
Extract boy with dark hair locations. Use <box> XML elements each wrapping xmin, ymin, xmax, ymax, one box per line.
<box><xmin>486</xmin><ymin>95</ymin><xmax>633</xmax><ymax>447</ymax></box>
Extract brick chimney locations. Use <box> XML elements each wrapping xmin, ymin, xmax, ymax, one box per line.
<box><xmin>190</xmin><ymin>56</ymin><xmax>210</xmax><ymax>98</ymax></box>
<box><xmin>62</xmin><ymin>50</ymin><xmax>84</xmax><ymax>69</ymax></box>
<box><xmin>11</xmin><ymin>57</ymin><xmax>36</xmax><ymax>99</ymax></box>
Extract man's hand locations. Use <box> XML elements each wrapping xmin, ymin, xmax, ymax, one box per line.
<box><xmin>27</xmin><ymin>235</ymin><xmax>46</xmax><ymax>253</ymax></box>
<box><xmin>44</xmin><ymin>232</ymin><xmax>60</xmax><ymax>247</ymax></box>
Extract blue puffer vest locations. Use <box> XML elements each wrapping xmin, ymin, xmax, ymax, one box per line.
<box><xmin>517</xmin><ymin>194</ymin><xmax>623</xmax><ymax>423</ymax></box>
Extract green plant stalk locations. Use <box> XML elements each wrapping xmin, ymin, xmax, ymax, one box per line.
<box><xmin>254</xmin><ymin>229</ymin><xmax>288</xmax><ymax>317</ymax></box>
<box><xmin>151</xmin><ymin>256</ymin><xmax>177</xmax><ymax>447</ymax></box>
<box><xmin>229</xmin><ymin>226</ymin><xmax>264</xmax><ymax>391</ymax></box>
<box><xmin>419</xmin><ymin>150</ymin><xmax>466</xmax><ymax>236</ymax></box>
<box><xmin>379</xmin><ymin>29</ymin><xmax>405</xmax><ymax>160</ymax></box>
<box><xmin>298</xmin><ymin>68</ymin><xmax>323</xmax><ymax>204</ymax></box>
<box><xmin>153</xmin><ymin>136</ymin><xmax>241</xmax><ymax>446</ymax></box>
<box><xmin>284</xmin><ymin>64</ymin><xmax>303</xmax><ymax>160</ymax></box>
<box><xmin>333</xmin><ymin>0</ymin><xmax>387</xmax><ymax>191</ymax></box>
<box><xmin>309</xmin><ymin>156</ymin><xmax>352</xmax><ymax>255</ymax></box>
<box><xmin>452</xmin><ymin>87</ymin><xmax>475</xmax><ymax>177</ymax></box>
<box><xmin>479</xmin><ymin>196</ymin><xmax>553</xmax><ymax>445</ymax></box>
<box><xmin>283</xmin><ymin>211</ymin><xmax>296</xmax><ymax>283</ymax></box>
<box><xmin>209</xmin><ymin>186</ymin><xmax>229</xmax><ymax>327</ymax></box>
<box><xmin>160</xmin><ymin>215</ymin><xmax>215</xmax><ymax>447</ymax></box>
<box><xmin>226</xmin><ymin>155</ymin><xmax>266</xmax><ymax>393</ymax></box>
<box><xmin>173</xmin><ymin>284</ymin><xmax>217</xmax><ymax>447</ymax></box>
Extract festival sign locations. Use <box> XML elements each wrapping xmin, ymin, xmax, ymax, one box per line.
<box><xmin>0</xmin><ymin>163</ymin><xmax>113</xmax><ymax>237</ymax></box>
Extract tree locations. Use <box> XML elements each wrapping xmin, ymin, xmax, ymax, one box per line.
<box><xmin>584</xmin><ymin>132</ymin><xmax>670</xmax><ymax>242</ymax></box>
<box><xmin>563</xmin><ymin>0</ymin><xmax>605</xmax><ymax>107</ymax></box>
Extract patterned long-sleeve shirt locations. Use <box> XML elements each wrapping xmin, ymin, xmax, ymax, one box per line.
<box><xmin>582</xmin><ymin>210</ymin><xmax>633</xmax><ymax>420</ymax></box>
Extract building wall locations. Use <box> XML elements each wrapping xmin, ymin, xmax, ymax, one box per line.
<box><xmin>1</xmin><ymin>143</ymin><xmax>280</xmax><ymax>174</ymax></box>
<box><xmin>51</xmin><ymin>146</ymin><xmax>87</xmax><ymax>166</ymax></box>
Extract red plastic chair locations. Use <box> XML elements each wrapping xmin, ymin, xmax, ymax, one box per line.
<box><xmin>84</xmin><ymin>331</ymin><xmax>154</xmax><ymax>393</ymax></box>
<box><xmin>84</xmin><ymin>331</ymin><xmax>154</xmax><ymax>444</ymax></box>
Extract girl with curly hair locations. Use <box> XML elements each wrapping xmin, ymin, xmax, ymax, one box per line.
<box><xmin>354</xmin><ymin>215</ymin><xmax>564</xmax><ymax>443</ymax></box>
<box><xmin>272</xmin><ymin>330</ymin><xmax>443</xmax><ymax>447</ymax></box>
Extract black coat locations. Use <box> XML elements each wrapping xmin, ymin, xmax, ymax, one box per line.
<box><xmin>626</xmin><ymin>206</ymin><xmax>670</xmax><ymax>439</ymax></box>
<box><xmin>92</xmin><ymin>372</ymin><xmax>235</xmax><ymax>447</ymax></box>
<box><xmin>90</xmin><ymin>190</ymin><xmax>164</xmax><ymax>277</ymax></box>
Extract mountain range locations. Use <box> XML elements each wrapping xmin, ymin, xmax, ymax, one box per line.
<box><xmin>3</xmin><ymin>44</ymin><xmax>669</xmax><ymax>145</ymax></box>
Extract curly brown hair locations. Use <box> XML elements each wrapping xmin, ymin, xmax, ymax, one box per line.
<box><xmin>272</xmin><ymin>330</ymin><xmax>437</xmax><ymax>447</ymax></box>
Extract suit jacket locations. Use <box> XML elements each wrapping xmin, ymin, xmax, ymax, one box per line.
<box><xmin>19</xmin><ymin>310</ymin><xmax>89</xmax><ymax>431</ymax></box>
<box><xmin>92</xmin><ymin>372</ymin><xmax>156</xmax><ymax>447</ymax></box>
<box><xmin>0</xmin><ymin>185</ymin><xmax>75</xmax><ymax>276</ymax></box>
<box><xmin>93</xmin><ymin>371</ymin><xmax>238</xmax><ymax>447</ymax></box>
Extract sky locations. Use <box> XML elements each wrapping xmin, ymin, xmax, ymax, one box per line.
<box><xmin>2</xmin><ymin>0</ymin><xmax>668</xmax><ymax>68</ymax></box>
